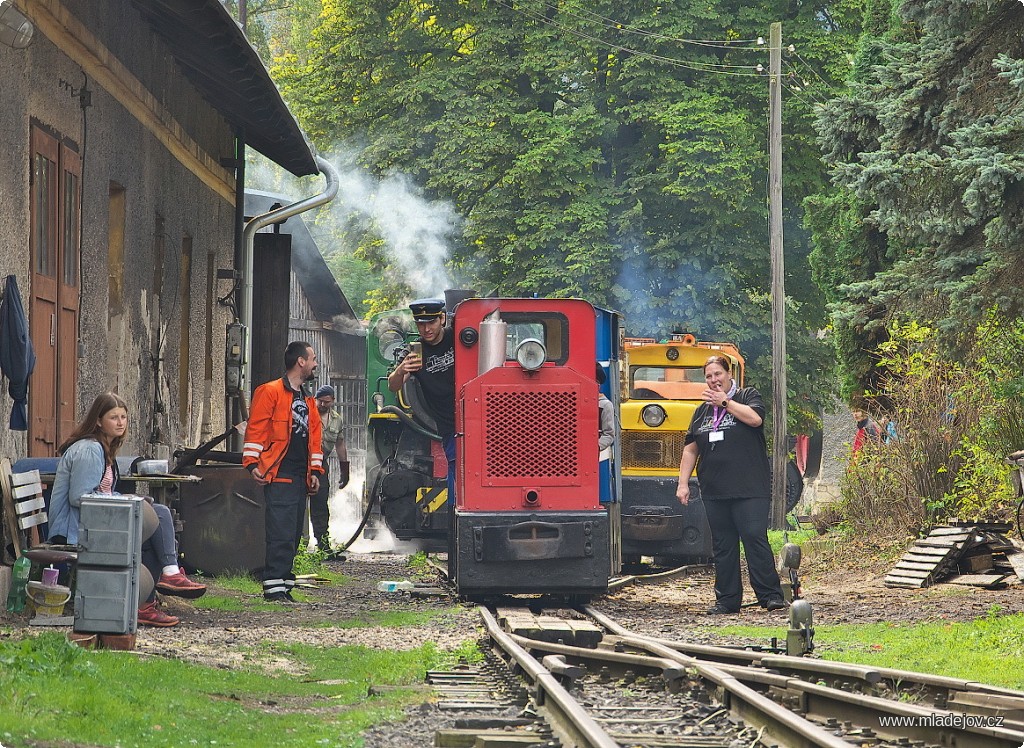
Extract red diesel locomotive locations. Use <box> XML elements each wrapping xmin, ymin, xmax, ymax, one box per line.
<box><xmin>449</xmin><ymin>297</ymin><xmax>620</xmax><ymax>599</ymax></box>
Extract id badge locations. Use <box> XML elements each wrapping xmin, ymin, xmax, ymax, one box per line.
<box><xmin>709</xmin><ymin>430</ymin><xmax>724</xmax><ymax>443</ymax></box>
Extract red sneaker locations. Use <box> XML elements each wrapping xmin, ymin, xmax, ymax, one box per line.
<box><xmin>137</xmin><ymin>600</ymin><xmax>179</xmax><ymax>627</ymax></box>
<box><xmin>156</xmin><ymin>569</ymin><xmax>207</xmax><ymax>599</ymax></box>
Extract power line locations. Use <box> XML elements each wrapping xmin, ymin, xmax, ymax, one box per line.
<box><xmin>791</xmin><ymin>50</ymin><xmax>835</xmax><ymax>91</ymax></box>
<box><xmin>782</xmin><ymin>60</ymin><xmax>829</xmax><ymax>106</ymax></box>
<box><xmin>784</xmin><ymin>82</ymin><xmax>827</xmax><ymax>110</ymax></box>
<box><xmin>492</xmin><ymin>0</ymin><xmax>766</xmax><ymax>76</ymax></box>
<box><xmin>532</xmin><ymin>0</ymin><xmax>764</xmax><ymax>51</ymax></box>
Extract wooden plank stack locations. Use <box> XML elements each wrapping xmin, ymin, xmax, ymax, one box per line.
<box><xmin>495</xmin><ymin>608</ymin><xmax>604</xmax><ymax>648</ymax></box>
<box><xmin>884</xmin><ymin>522</ymin><xmax>1021</xmax><ymax>589</ymax></box>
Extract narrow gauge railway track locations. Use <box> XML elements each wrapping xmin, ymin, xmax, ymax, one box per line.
<box><xmin>583</xmin><ymin>606</ymin><xmax>1024</xmax><ymax>733</ymax></box>
<box><xmin>606</xmin><ymin>565</ymin><xmax>714</xmax><ymax>593</ymax></box>
<box><xmin>425</xmin><ymin>554</ymin><xmax>702</xmax><ymax>596</ymax></box>
<box><xmin>478</xmin><ymin>603</ymin><xmax>1024</xmax><ymax>747</ymax></box>
<box><xmin>422</xmin><ymin>556</ymin><xmax>1024</xmax><ymax>745</ymax></box>
<box><xmin>478</xmin><ymin>606</ymin><xmax>754</xmax><ymax>748</ymax></box>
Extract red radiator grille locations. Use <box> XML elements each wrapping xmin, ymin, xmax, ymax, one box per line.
<box><xmin>483</xmin><ymin>388</ymin><xmax>579</xmax><ymax>480</ymax></box>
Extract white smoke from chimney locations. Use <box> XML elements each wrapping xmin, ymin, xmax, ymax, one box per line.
<box><xmin>345</xmin><ymin>167</ymin><xmax>457</xmax><ymax>295</ymax></box>
<box><xmin>247</xmin><ymin>152</ymin><xmax>458</xmax><ymax>296</ymax></box>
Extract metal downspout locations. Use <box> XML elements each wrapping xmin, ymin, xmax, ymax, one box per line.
<box><xmin>223</xmin><ymin>129</ymin><xmax>245</xmax><ymax>436</ymax></box>
<box><xmin>240</xmin><ymin>154</ymin><xmax>340</xmax><ymax>397</ymax></box>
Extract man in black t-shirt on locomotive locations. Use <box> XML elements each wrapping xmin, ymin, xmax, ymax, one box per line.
<box><xmin>387</xmin><ymin>298</ymin><xmax>457</xmax><ymax>496</ymax></box>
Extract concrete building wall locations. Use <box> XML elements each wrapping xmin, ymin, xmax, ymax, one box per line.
<box><xmin>0</xmin><ymin>0</ymin><xmax>239</xmax><ymax>461</ymax></box>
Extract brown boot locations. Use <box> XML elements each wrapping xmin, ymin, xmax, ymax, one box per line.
<box><xmin>137</xmin><ymin>600</ymin><xmax>179</xmax><ymax>627</ymax></box>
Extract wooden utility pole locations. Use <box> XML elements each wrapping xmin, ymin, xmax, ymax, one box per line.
<box><xmin>768</xmin><ymin>22</ymin><xmax>788</xmax><ymax>530</ymax></box>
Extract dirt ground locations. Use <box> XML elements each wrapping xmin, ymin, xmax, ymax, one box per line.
<box><xmin>4</xmin><ymin>538</ymin><xmax>1023</xmax><ymax>669</ymax></box>
<box><xmin>5</xmin><ymin>537</ymin><xmax>1021</xmax><ymax>748</ymax></box>
<box><xmin>599</xmin><ymin>539</ymin><xmax>1024</xmax><ymax>637</ymax></box>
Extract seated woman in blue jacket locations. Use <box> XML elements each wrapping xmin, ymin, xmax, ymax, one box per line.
<box><xmin>46</xmin><ymin>392</ymin><xmax>206</xmax><ymax>627</ymax></box>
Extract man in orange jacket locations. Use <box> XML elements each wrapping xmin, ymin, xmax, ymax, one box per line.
<box><xmin>243</xmin><ymin>340</ymin><xmax>324</xmax><ymax>601</ymax></box>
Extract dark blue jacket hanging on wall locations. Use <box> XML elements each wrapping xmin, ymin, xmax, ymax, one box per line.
<box><xmin>0</xmin><ymin>275</ymin><xmax>36</xmax><ymax>430</ymax></box>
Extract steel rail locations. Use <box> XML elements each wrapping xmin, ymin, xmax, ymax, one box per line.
<box><xmin>425</xmin><ymin>554</ymin><xmax>449</xmax><ymax>580</ymax></box>
<box><xmin>664</xmin><ymin>651</ymin><xmax>1024</xmax><ymax>747</ymax></box>
<box><xmin>589</xmin><ymin>605</ymin><xmax>1024</xmax><ymax>721</ymax></box>
<box><xmin>585</xmin><ymin>606</ymin><xmax>1024</xmax><ymax>748</ymax></box>
<box><xmin>865</xmin><ymin>663</ymin><xmax>1024</xmax><ymax>700</ymax></box>
<box><xmin>523</xmin><ymin>636</ymin><xmax>851</xmax><ymax>748</ymax></box>
<box><xmin>478</xmin><ymin>607</ymin><xmax>620</xmax><ymax>748</ymax></box>
<box><xmin>600</xmin><ymin>633</ymin><xmax>884</xmax><ymax>686</ymax></box>
<box><xmin>508</xmin><ymin>633</ymin><xmax>688</xmax><ymax>684</ymax></box>
<box><xmin>608</xmin><ymin>634</ymin><xmax>888</xmax><ymax>688</ymax></box>
<box><xmin>512</xmin><ymin>619</ymin><xmax>850</xmax><ymax>747</ymax></box>
<box><xmin>589</xmin><ymin>605</ymin><xmax>881</xmax><ymax>686</ymax></box>
<box><xmin>607</xmin><ymin>564</ymin><xmax>710</xmax><ymax>592</ymax></box>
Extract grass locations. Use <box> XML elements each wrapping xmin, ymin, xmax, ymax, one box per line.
<box><xmin>0</xmin><ymin>631</ymin><xmax>453</xmax><ymax>748</ymax></box>
<box><xmin>701</xmin><ymin>606</ymin><xmax>1024</xmax><ymax>690</ymax></box>
<box><xmin>305</xmin><ymin>608</ymin><xmax>464</xmax><ymax>629</ymax></box>
<box><xmin>406</xmin><ymin>551</ymin><xmax>431</xmax><ymax>576</ymax></box>
<box><xmin>0</xmin><ymin>550</ymin><xmax>480</xmax><ymax>748</ymax></box>
<box><xmin>767</xmin><ymin>528</ymin><xmax>818</xmax><ymax>557</ymax></box>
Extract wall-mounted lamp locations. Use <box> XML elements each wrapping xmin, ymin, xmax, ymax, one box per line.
<box><xmin>0</xmin><ymin>0</ymin><xmax>34</xmax><ymax>49</ymax></box>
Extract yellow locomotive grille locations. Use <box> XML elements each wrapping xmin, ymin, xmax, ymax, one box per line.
<box><xmin>622</xmin><ymin>431</ymin><xmax>686</xmax><ymax>470</ymax></box>
<box><xmin>484</xmin><ymin>389</ymin><xmax>579</xmax><ymax>479</ymax></box>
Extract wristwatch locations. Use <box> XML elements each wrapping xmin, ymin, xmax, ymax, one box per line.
<box><xmin>722</xmin><ymin>398</ymin><xmax>730</xmax><ymax>408</ymax></box>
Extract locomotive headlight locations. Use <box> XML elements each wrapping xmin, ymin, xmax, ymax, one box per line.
<box><xmin>641</xmin><ymin>404</ymin><xmax>667</xmax><ymax>427</ymax></box>
<box><xmin>515</xmin><ymin>338</ymin><xmax>546</xmax><ymax>371</ymax></box>
<box><xmin>378</xmin><ymin>329</ymin><xmax>405</xmax><ymax>361</ymax></box>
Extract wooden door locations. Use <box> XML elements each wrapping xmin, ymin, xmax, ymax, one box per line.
<box><xmin>28</xmin><ymin>125</ymin><xmax>80</xmax><ymax>456</ymax></box>
<box><xmin>57</xmin><ymin>145</ymin><xmax>81</xmax><ymax>443</ymax></box>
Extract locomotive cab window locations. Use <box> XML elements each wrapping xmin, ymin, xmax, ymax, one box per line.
<box><xmin>502</xmin><ymin>312</ymin><xmax>569</xmax><ymax>365</ymax></box>
<box><xmin>630</xmin><ymin>366</ymin><xmax>705</xmax><ymax>400</ymax></box>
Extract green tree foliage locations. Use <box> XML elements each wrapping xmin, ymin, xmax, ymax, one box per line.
<box><xmin>809</xmin><ymin>0</ymin><xmax>1024</xmax><ymax>400</ymax></box>
<box><xmin>324</xmin><ymin>251</ymin><xmax>379</xmax><ymax>318</ymax></box>
<box><xmin>266</xmin><ymin>0</ymin><xmax>864</xmax><ymax>431</ymax></box>
<box><xmin>838</xmin><ymin>318</ymin><xmax>1024</xmax><ymax>538</ymax></box>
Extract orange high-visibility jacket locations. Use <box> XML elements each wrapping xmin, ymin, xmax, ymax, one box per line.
<box><xmin>243</xmin><ymin>378</ymin><xmax>324</xmax><ymax>484</ymax></box>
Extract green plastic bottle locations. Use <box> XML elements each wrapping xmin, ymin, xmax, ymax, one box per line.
<box><xmin>5</xmin><ymin>554</ymin><xmax>30</xmax><ymax>613</ymax></box>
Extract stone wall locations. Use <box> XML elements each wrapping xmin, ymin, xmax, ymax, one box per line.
<box><xmin>801</xmin><ymin>400</ymin><xmax>855</xmax><ymax>512</ymax></box>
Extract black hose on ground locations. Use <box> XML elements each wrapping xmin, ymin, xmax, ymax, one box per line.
<box><xmin>336</xmin><ymin>464</ymin><xmax>388</xmax><ymax>553</ymax></box>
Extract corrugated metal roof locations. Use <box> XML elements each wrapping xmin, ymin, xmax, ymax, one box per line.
<box><xmin>130</xmin><ymin>0</ymin><xmax>318</xmax><ymax>177</ymax></box>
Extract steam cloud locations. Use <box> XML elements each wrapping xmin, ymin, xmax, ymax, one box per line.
<box><xmin>337</xmin><ymin>165</ymin><xmax>458</xmax><ymax>295</ymax></box>
<box><xmin>612</xmin><ymin>237</ymin><xmax>727</xmax><ymax>338</ymax></box>
<box><xmin>248</xmin><ymin>151</ymin><xmax>458</xmax><ymax>297</ymax></box>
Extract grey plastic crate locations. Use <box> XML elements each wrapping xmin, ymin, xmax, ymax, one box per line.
<box><xmin>77</xmin><ymin>495</ymin><xmax>144</xmax><ymax>567</ymax></box>
<box><xmin>74</xmin><ymin>566</ymin><xmax>139</xmax><ymax>634</ymax></box>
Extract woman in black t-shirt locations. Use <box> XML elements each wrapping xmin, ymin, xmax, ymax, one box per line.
<box><xmin>676</xmin><ymin>355</ymin><xmax>786</xmax><ymax>615</ymax></box>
